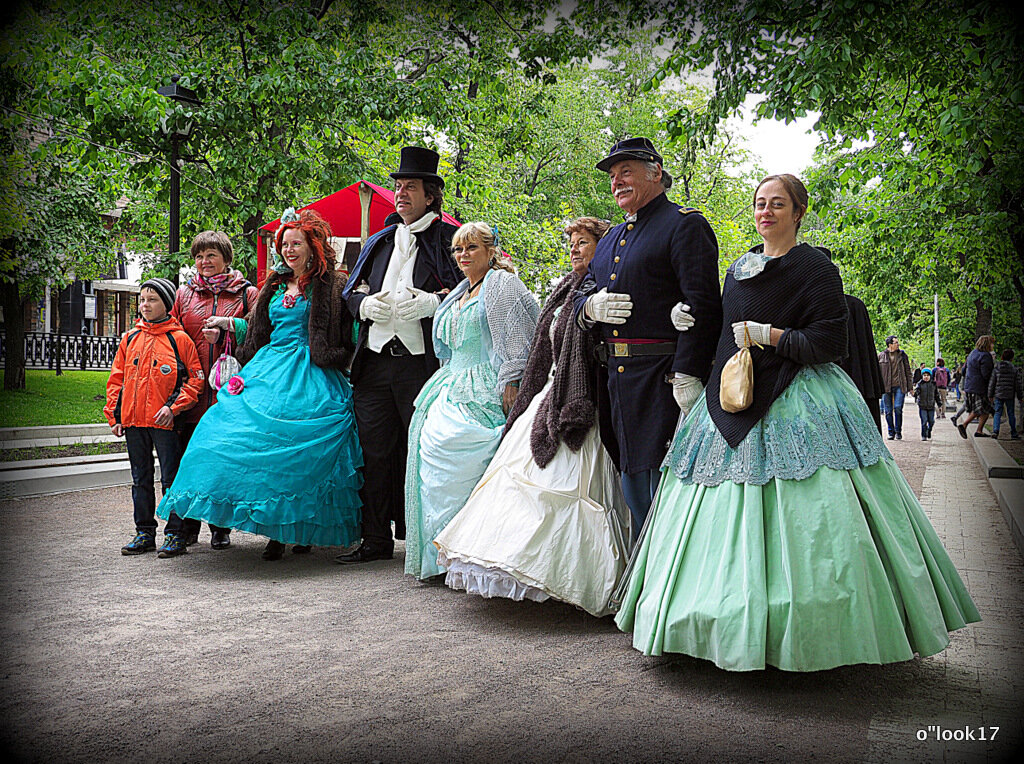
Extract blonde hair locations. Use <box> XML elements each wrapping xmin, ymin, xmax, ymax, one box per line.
<box><xmin>452</xmin><ymin>221</ymin><xmax>514</xmax><ymax>273</ymax></box>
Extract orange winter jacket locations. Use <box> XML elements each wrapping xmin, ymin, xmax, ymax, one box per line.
<box><xmin>104</xmin><ymin>316</ymin><xmax>205</xmax><ymax>430</ymax></box>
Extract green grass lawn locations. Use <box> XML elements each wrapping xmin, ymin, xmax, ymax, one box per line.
<box><xmin>0</xmin><ymin>370</ymin><xmax>110</xmax><ymax>428</ymax></box>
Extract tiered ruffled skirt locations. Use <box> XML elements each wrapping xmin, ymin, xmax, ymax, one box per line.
<box><xmin>157</xmin><ymin>340</ymin><xmax>362</xmax><ymax>547</ymax></box>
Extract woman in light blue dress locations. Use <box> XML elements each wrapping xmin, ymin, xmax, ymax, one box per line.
<box><xmin>405</xmin><ymin>222</ymin><xmax>539</xmax><ymax>580</ymax></box>
<box><xmin>158</xmin><ymin>210</ymin><xmax>362</xmax><ymax>560</ymax></box>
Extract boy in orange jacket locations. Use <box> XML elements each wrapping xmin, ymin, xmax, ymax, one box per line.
<box><xmin>105</xmin><ymin>278</ymin><xmax>205</xmax><ymax>558</ymax></box>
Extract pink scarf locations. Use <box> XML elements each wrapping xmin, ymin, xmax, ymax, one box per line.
<box><xmin>190</xmin><ymin>271</ymin><xmax>234</xmax><ymax>294</ymax></box>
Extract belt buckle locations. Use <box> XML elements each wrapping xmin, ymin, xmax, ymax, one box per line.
<box><xmin>613</xmin><ymin>342</ymin><xmax>628</xmax><ymax>358</ymax></box>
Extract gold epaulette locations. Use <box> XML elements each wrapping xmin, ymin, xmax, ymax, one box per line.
<box><xmin>677</xmin><ymin>206</ymin><xmax>701</xmax><ymax>215</ymax></box>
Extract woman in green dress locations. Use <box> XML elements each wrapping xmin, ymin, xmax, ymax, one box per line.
<box><xmin>614</xmin><ymin>174</ymin><xmax>979</xmax><ymax>671</ymax></box>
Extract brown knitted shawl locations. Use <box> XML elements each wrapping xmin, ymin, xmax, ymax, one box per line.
<box><xmin>503</xmin><ymin>271</ymin><xmax>597</xmax><ymax>467</ymax></box>
<box><xmin>236</xmin><ymin>269</ymin><xmax>355</xmax><ymax>371</ymax></box>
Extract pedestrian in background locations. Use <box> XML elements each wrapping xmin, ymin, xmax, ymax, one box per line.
<box><xmin>932</xmin><ymin>358</ymin><xmax>950</xmax><ymax>418</ymax></box>
<box><xmin>104</xmin><ymin>278</ymin><xmax>204</xmax><ymax>558</ymax></box>
<box><xmin>957</xmin><ymin>335</ymin><xmax>995</xmax><ymax>439</ymax></box>
<box><xmin>988</xmin><ymin>348</ymin><xmax>1022</xmax><ymax>440</ymax></box>
<box><xmin>913</xmin><ymin>368</ymin><xmax>937</xmax><ymax>441</ymax></box>
<box><xmin>913</xmin><ymin>362</ymin><xmax>924</xmax><ymax>386</ymax></box>
<box><xmin>878</xmin><ymin>335</ymin><xmax>913</xmax><ymax>440</ymax></box>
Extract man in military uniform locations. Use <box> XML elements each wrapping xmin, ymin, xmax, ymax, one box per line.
<box><xmin>574</xmin><ymin>137</ymin><xmax>722</xmax><ymax>535</ymax></box>
<box><xmin>337</xmin><ymin>146</ymin><xmax>462</xmax><ymax>563</ymax></box>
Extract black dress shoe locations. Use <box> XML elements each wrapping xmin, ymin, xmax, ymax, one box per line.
<box><xmin>292</xmin><ymin>544</ymin><xmax>312</xmax><ymax>554</ymax></box>
<box><xmin>334</xmin><ymin>543</ymin><xmax>393</xmax><ymax>564</ymax></box>
<box><xmin>262</xmin><ymin>539</ymin><xmax>285</xmax><ymax>561</ymax></box>
<box><xmin>211</xmin><ymin>529</ymin><xmax>231</xmax><ymax>550</ymax></box>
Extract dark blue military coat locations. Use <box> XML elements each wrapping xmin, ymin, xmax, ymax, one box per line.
<box><xmin>574</xmin><ymin>193</ymin><xmax>722</xmax><ymax>474</ymax></box>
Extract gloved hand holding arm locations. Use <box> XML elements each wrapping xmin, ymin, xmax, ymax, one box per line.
<box><xmin>670</xmin><ymin>302</ymin><xmax>694</xmax><ymax>332</ymax></box>
<box><xmin>583</xmin><ymin>288</ymin><xmax>633</xmax><ymax>325</ymax></box>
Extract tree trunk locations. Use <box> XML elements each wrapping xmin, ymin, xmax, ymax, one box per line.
<box><xmin>1</xmin><ymin>279</ymin><xmax>26</xmax><ymax>390</ymax></box>
<box><xmin>973</xmin><ymin>298</ymin><xmax>992</xmax><ymax>340</ymax></box>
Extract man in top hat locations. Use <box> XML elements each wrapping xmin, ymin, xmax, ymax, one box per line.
<box><xmin>574</xmin><ymin>137</ymin><xmax>722</xmax><ymax>536</ymax></box>
<box><xmin>337</xmin><ymin>146</ymin><xmax>462</xmax><ymax>564</ymax></box>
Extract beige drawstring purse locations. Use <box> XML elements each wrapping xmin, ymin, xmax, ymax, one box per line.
<box><xmin>720</xmin><ymin>325</ymin><xmax>762</xmax><ymax>413</ymax></box>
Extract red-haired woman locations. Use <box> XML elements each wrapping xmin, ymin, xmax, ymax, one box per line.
<box><xmin>157</xmin><ymin>209</ymin><xmax>363</xmax><ymax>561</ymax></box>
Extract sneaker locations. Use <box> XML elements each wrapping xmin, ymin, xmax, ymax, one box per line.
<box><xmin>895</xmin><ymin>433</ymin><xmax>902</xmax><ymax>440</ymax></box>
<box><xmin>957</xmin><ymin>423</ymin><xmax>967</xmax><ymax>439</ymax></box>
<box><xmin>922</xmin><ymin>436</ymin><xmax>927</xmax><ymax>441</ymax></box>
<box><xmin>888</xmin><ymin>433</ymin><xmax>895</xmax><ymax>440</ymax></box>
<box><xmin>949</xmin><ymin>415</ymin><xmax>957</xmax><ymax>424</ymax></box>
<box><xmin>975</xmin><ymin>431</ymin><xmax>991</xmax><ymax>438</ymax></box>
<box><xmin>157</xmin><ymin>533</ymin><xmax>188</xmax><ymax>558</ymax></box>
<box><xmin>121</xmin><ymin>531</ymin><xmax>156</xmax><ymax>555</ymax></box>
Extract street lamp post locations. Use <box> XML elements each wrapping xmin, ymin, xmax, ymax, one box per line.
<box><xmin>156</xmin><ymin>75</ymin><xmax>201</xmax><ymax>285</ymax></box>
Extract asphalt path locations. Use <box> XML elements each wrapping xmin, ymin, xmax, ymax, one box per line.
<box><xmin>1</xmin><ymin>414</ymin><xmax>1021</xmax><ymax>763</ymax></box>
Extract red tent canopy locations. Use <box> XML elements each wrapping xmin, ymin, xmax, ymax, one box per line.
<box><xmin>256</xmin><ymin>180</ymin><xmax>461</xmax><ymax>284</ymax></box>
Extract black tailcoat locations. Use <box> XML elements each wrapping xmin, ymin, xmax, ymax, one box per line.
<box><xmin>574</xmin><ymin>193</ymin><xmax>722</xmax><ymax>474</ymax></box>
<box><xmin>344</xmin><ymin>218</ymin><xmax>461</xmax><ymax>381</ymax></box>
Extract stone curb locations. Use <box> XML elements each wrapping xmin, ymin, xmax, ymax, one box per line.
<box><xmin>0</xmin><ymin>452</ymin><xmax>148</xmax><ymax>500</ymax></box>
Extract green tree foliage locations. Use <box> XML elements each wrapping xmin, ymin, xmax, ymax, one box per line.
<box><xmin>592</xmin><ymin>0</ymin><xmax>1023</xmax><ymax>353</ymax></box>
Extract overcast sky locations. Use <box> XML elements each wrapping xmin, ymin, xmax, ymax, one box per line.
<box><xmin>730</xmin><ymin>95</ymin><xmax>822</xmax><ymax>177</ymax></box>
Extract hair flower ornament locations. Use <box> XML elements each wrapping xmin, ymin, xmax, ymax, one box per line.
<box><xmin>226</xmin><ymin>375</ymin><xmax>246</xmax><ymax>395</ymax></box>
<box><xmin>271</xmin><ymin>206</ymin><xmax>303</xmax><ymax>275</ymax></box>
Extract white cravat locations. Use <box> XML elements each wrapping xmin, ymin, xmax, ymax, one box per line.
<box><xmin>368</xmin><ymin>211</ymin><xmax>438</xmax><ymax>354</ymax></box>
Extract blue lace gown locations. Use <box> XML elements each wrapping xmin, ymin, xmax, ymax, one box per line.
<box><xmin>405</xmin><ymin>292</ymin><xmax>507</xmax><ymax>579</ymax></box>
<box><xmin>157</xmin><ymin>288</ymin><xmax>362</xmax><ymax>546</ymax></box>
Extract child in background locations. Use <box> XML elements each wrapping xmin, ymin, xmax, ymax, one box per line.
<box><xmin>914</xmin><ymin>367</ymin><xmax>938</xmax><ymax>441</ymax></box>
<box><xmin>988</xmin><ymin>349</ymin><xmax>1023</xmax><ymax>440</ymax></box>
<box><xmin>104</xmin><ymin>278</ymin><xmax>205</xmax><ymax>557</ymax></box>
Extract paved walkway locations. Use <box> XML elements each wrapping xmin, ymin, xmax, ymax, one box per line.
<box><xmin>0</xmin><ymin>404</ymin><xmax>1021</xmax><ymax>763</ymax></box>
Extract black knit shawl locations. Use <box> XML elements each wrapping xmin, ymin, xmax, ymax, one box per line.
<box><xmin>706</xmin><ymin>243</ymin><xmax>849</xmax><ymax>448</ymax></box>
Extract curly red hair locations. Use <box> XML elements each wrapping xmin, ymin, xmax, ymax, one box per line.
<box><xmin>274</xmin><ymin>209</ymin><xmax>335</xmax><ymax>294</ymax></box>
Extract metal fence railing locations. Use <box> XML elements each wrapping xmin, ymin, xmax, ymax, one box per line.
<box><xmin>1</xmin><ymin>331</ymin><xmax>120</xmax><ymax>372</ymax></box>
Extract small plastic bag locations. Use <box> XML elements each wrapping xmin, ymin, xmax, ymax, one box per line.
<box><xmin>720</xmin><ymin>325</ymin><xmax>761</xmax><ymax>413</ymax></box>
<box><xmin>208</xmin><ymin>332</ymin><xmax>241</xmax><ymax>391</ymax></box>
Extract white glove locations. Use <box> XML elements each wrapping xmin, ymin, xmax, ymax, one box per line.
<box><xmin>732</xmin><ymin>320</ymin><xmax>772</xmax><ymax>349</ymax></box>
<box><xmin>670</xmin><ymin>302</ymin><xmax>694</xmax><ymax>332</ymax></box>
<box><xmin>672</xmin><ymin>373</ymin><xmax>703</xmax><ymax>415</ymax></box>
<box><xmin>359</xmin><ymin>291</ymin><xmax>393</xmax><ymax>323</ymax></box>
<box><xmin>584</xmin><ymin>288</ymin><xmax>633</xmax><ymax>325</ymax></box>
<box><xmin>395</xmin><ymin>287</ymin><xmax>440</xmax><ymax>322</ymax></box>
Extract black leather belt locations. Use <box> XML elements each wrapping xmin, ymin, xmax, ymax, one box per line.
<box><xmin>381</xmin><ymin>338</ymin><xmax>411</xmax><ymax>356</ymax></box>
<box><xmin>604</xmin><ymin>340</ymin><xmax>675</xmax><ymax>358</ymax></box>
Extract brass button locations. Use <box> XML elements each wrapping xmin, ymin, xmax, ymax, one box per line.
<box><xmin>614</xmin><ymin>256</ymin><xmax>620</xmax><ymax>263</ymax></box>
<box><xmin>617</xmin><ymin>365</ymin><xmax>624</xmax><ymax>373</ymax></box>
<box><xmin>610</xmin><ymin>273</ymin><xmax>616</xmax><ymax>280</ymax></box>
<box><xmin>619</xmin><ymin>239</ymin><xmax>626</xmax><ymax>246</ymax></box>
<box><xmin>612</xmin><ymin>329</ymin><xmax>619</xmax><ymax>337</ymax></box>
<box><xmin>627</xmin><ymin>223</ymin><xmax>634</xmax><ymax>231</ymax></box>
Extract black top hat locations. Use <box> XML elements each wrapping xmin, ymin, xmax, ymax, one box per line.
<box><xmin>596</xmin><ymin>137</ymin><xmax>666</xmax><ymax>173</ymax></box>
<box><xmin>390</xmin><ymin>146</ymin><xmax>445</xmax><ymax>189</ymax></box>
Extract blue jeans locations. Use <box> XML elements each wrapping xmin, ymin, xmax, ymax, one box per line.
<box><xmin>919</xmin><ymin>406</ymin><xmax>935</xmax><ymax>438</ymax></box>
<box><xmin>992</xmin><ymin>398</ymin><xmax>1017</xmax><ymax>437</ymax></box>
<box><xmin>882</xmin><ymin>386</ymin><xmax>905</xmax><ymax>436</ymax></box>
<box><xmin>125</xmin><ymin>426</ymin><xmax>184</xmax><ymax>535</ymax></box>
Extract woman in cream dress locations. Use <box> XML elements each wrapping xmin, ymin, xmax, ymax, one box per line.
<box><xmin>435</xmin><ymin>218</ymin><xmax>630</xmax><ymax>616</ymax></box>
